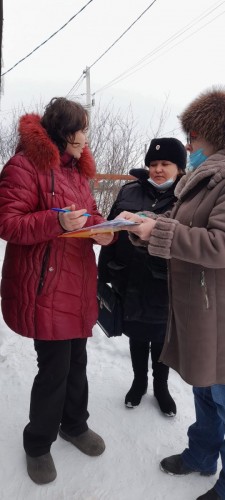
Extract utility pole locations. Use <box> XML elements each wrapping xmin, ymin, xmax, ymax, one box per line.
<box><xmin>83</xmin><ymin>66</ymin><xmax>92</xmax><ymax>144</ymax></box>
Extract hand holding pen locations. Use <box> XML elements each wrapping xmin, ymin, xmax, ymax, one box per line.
<box><xmin>53</xmin><ymin>204</ymin><xmax>91</xmax><ymax>232</ymax></box>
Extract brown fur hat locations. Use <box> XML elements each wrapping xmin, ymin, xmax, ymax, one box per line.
<box><xmin>180</xmin><ymin>88</ymin><xmax>225</xmax><ymax>150</ymax></box>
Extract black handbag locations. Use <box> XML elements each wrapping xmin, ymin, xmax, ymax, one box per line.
<box><xmin>97</xmin><ymin>281</ymin><xmax>123</xmax><ymax>337</ymax></box>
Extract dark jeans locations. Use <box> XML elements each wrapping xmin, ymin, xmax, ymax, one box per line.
<box><xmin>182</xmin><ymin>386</ymin><xmax>225</xmax><ymax>498</ymax></box>
<box><xmin>23</xmin><ymin>338</ymin><xmax>89</xmax><ymax>457</ymax></box>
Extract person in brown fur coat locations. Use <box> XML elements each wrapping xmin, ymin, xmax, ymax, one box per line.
<box><xmin>118</xmin><ymin>88</ymin><xmax>225</xmax><ymax>500</ymax></box>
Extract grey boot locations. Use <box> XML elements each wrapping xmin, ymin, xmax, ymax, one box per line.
<box><xmin>26</xmin><ymin>452</ymin><xmax>57</xmax><ymax>484</ymax></box>
<box><xmin>59</xmin><ymin>428</ymin><xmax>105</xmax><ymax>456</ymax></box>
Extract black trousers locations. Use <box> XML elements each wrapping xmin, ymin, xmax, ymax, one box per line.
<box><xmin>23</xmin><ymin>338</ymin><xmax>89</xmax><ymax>457</ymax></box>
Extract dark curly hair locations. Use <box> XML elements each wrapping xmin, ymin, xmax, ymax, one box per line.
<box><xmin>41</xmin><ymin>97</ymin><xmax>88</xmax><ymax>153</ymax></box>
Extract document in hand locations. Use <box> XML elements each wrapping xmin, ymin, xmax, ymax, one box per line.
<box><xmin>59</xmin><ymin>218</ymin><xmax>140</xmax><ymax>238</ymax></box>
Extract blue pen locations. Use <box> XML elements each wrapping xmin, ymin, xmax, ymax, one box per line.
<box><xmin>51</xmin><ymin>208</ymin><xmax>91</xmax><ymax>217</ymax></box>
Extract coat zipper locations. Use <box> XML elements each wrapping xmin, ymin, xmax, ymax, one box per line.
<box><xmin>200</xmin><ymin>270</ymin><xmax>209</xmax><ymax>309</ymax></box>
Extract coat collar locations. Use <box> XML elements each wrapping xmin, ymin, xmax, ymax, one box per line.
<box><xmin>17</xmin><ymin>113</ymin><xmax>96</xmax><ymax>178</ymax></box>
<box><xmin>175</xmin><ymin>150</ymin><xmax>225</xmax><ymax>199</ymax></box>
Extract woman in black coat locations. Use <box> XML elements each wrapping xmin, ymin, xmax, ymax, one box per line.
<box><xmin>98</xmin><ymin>137</ymin><xmax>186</xmax><ymax>415</ymax></box>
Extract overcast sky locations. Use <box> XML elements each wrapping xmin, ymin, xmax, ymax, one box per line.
<box><xmin>1</xmin><ymin>0</ymin><xmax>225</xmax><ymax>139</ymax></box>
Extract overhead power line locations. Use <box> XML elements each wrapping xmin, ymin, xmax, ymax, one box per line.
<box><xmin>66</xmin><ymin>74</ymin><xmax>85</xmax><ymax>98</ymax></box>
<box><xmin>89</xmin><ymin>0</ymin><xmax>157</xmax><ymax>69</ymax></box>
<box><xmin>93</xmin><ymin>0</ymin><xmax>225</xmax><ymax>95</ymax></box>
<box><xmin>66</xmin><ymin>0</ymin><xmax>157</xmax><ymax>97</ymax></box>
<box><xmin>1</xmin><ymin>0</ymin><xmax>94</xmax><ymax>77</ymax></box>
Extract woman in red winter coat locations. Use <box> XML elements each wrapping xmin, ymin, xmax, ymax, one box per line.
<box><xmin>0</xmin><ymin>97</ymin><xmax>113</xmax><ymax>485</ymax></box>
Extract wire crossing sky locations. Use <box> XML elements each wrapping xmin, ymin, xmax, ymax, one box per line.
<box><xmin>66</xmin><ymin>0</ymin><xmax>157</xmax><ymax>98</ymax></box>
<box><xmin>1</xmin><ymin>0</ymin><xmax>94</xmax><ymax>77</ymax></box>
<box><xmin>2</xmin><ymin>0</ymin><xmax>225</xmax><ymax>141</ymax></box>
<box><xmin>89</xmin><ymin>0</ymin><xmax>157</xmax><ymax>70</ymax></box>
<box><xmin>93</xmin><ymin>0</ymin><xmax>225</xmax><ymax>96</ymax></box>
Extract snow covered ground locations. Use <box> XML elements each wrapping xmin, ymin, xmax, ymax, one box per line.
<box><xmin>0</xmin><ymin>240</ymin><xmax>220</xmax><ymax>500</ymax></box>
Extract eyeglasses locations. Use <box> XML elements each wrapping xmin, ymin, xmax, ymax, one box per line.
<box><xmin>187</xmin><ymin>131</ymin><xmax>198</xmax><ymax>144</ymax></box>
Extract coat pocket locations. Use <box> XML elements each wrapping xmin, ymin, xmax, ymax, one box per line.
<box><xmin>37</xmin><ymin>244</ymin><xmax>51</xmax><ymax>295</ymax></box>
<box><xmin>37</xmin><ymin>242</ymin><xmax>63</xmax><ymax>295</ymax></box>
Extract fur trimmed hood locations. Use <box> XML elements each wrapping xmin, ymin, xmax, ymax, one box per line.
<box><xmin>17</xmin><ymin>113</ymin><xmax>96</xmax><ymax>178</ymax></box>
<box><xmin>180</xmin><ymin>88</ymin><xmax>225</xmax><ymax>150</ymax></box>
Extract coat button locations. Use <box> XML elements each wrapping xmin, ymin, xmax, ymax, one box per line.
<box><xmin>49</xmin><ymin>266</ymin><xmax>54</xmax><ymax>272</ymax></box>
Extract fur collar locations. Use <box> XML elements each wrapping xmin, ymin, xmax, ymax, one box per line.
<box><xmin>17</xmin><ymin>113</ymin><xmax>96</xmax><ymax>178</ymax></box>
<box><xmin>175</xmin><ymin>150</ymin><xmax>225</xmax><ymax>199</ymax></box>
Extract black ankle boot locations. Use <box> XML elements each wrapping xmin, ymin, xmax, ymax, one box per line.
<box><xmin>160</xmin><ymin>454</ymin><xmax>216</xmax><ymax>476</ymax></box>
<box><xmin>125</xmin><ymin>378</ymin><xmax>148</xmax><ymax>408</ymax></box>
<box><xmin>153</xmin><ymin>381</ymin><xmax>176</xmax><ymax>417</ymax></box>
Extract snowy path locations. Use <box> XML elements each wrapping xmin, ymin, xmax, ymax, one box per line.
<box><xmin>0</xmin><ymin>240</ymin><xmax>220</xmax><ymax>499</ymax></box>
<box><xmin>0</xmin><ymin>323</ymin><xmax>219</xmax><ymax>500</ymax></box>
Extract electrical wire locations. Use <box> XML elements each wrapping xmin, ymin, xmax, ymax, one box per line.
<box><xmin>1</xmin><ymin>0</ymin><xmax>94</xmax><ymax>76</ymax></box>
<box><xmin>65</xmin><ymin>0</ymin><xmax>157</xmax><ymax>100</ymax></box>
<box><xmin>93</xmin><ymin>0</ymin><xmax>225</xmax><ymax>95</ymax></box>
<box><xmin>123</xmin><ymin>7</ymin><xmax>225</xmax><ymax>86</ymax></box>
<box><xmin>66</xmin><ymin>0</ymin><xmax>156</xmax><ymax>101</ymax></box>
<box><xmin>131</xmin><ymin>0</ymin><xmax>225</xmax><ymax>74</ymax></box>
<box><xmin>94</xmin><ymin>0</ymin><xmax>225</xmax><ymax>94</ymax></box>
<box><xmin>66</xmin><ymin>74</ymin><xmax>85</xmax><ymax>97</ymax></box>
<box><xmin>89</xmin><ymin>0</ymin><xmax>157</xmax><ymax>69</ymax></box>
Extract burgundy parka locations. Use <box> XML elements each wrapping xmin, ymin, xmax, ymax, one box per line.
<box><xmin>0</xmin><ymin>114</ymin><xmax>104</xmax><ymax>340</ymax></box>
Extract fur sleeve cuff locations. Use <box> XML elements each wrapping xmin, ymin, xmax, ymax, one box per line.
<box><xmin>148</xmin><ymin>217</ymin><xmax>179</xmax><ymax>258</ymax></box>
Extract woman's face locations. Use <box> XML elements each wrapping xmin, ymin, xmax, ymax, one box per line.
<box><xmin>149</xmin><ymin>160</ymin><xmax>179</xmax><ymax>184</ymax></box>
<box><xmin>65</xmin><ymin>129</ymin><xmax>88</xmax><ymax>159</ymax></box>
<box><xmin>186</xmin><ymin>133</ymin><xmax>215</xmax><ymax>156</ymax></box>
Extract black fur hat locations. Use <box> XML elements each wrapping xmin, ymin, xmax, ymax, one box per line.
<box><xmin>180</xmin><ymin>87</ymin><xmax>225</xmax><ymax>150</ymax></box>
<box><xmin>145</xmin><ymin>137</ymin><xmax>187</xmax><ymax>170</ymax></box>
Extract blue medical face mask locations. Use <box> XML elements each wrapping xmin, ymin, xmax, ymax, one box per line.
<box><xmin>187</xmin><ymin>149</ymin><xmax>208</xmax><ymax>171</ymax></box>
<box><xmin>147</xmin><ymin>177</ymin><xmax>175</xmax><ymax>191</ymax></box>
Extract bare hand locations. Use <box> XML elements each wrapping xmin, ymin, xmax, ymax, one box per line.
<box><xmin>91</xmin><ymin>232</ymin><xmax>114</xmax><ymax>245</ymax></box>
<box><xmin>58</xmin><ymin>204</ymin><xmax>89</xmax><ymax>232</ymax></box>
<box><xmin>117</xmin><ymin>211</ymin><xmax>144</xmax><ymax>225</ymax></box>
<box><xmin>117</xmin><ymin>211</ymin><xmax>156</xmax><ymax>240</ymax></box>
<box><xmin>129</xmin><ymin>218</ymin><xmax>156</xmax><ymax>240</ymax></box>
